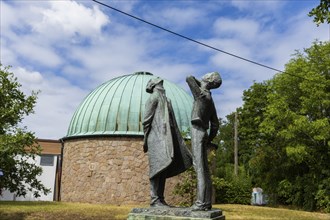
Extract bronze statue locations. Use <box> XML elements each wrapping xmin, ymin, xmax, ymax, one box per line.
<box><xmin>143</xmin><ymin>77</ymin><xmax>192</xmax><ymax>208</ymax></box>
<box><xmin>186</xmin><ymin>72</ymin><xmax>222</xmax><ymax>211</ymax></box>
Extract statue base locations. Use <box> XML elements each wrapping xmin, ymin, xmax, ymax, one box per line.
<box><xmin>127</xmin><ymin>207</ymin><xmax>225</xmax><ymax>220</ymax></box>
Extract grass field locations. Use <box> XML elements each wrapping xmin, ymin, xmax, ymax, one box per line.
<box><xmin>0</xmin><ymin>201</ymin><xmax>329</xmax><ymax>220</ymax></box>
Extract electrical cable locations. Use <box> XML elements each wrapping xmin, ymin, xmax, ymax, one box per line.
<box><xmin>92</xmin><ymin>0</ymin><xmax>283</xmax><ymax>73</ymax></box>
<box><xmin>92</xmin><ymin>0</ymin><xmax>328</xmax><ymax>85</ymax></box>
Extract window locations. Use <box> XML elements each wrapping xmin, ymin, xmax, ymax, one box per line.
<box><xmin>40</xmin><ymin>155</ymin><xmax>54</xmax><ymax>166</ymax></box>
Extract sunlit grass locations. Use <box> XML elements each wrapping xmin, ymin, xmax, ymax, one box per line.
<box><xmin>0</xmin><ymin>201</ymin><xmax>329</xmax><ymax>220</ymax></box>
<box><xmin>0</xmin><ymin>201</ymin><xmax>137</xmax><ymax>220</ymax></box>
<box><xmin>215</xmin><ymin>204</ymin><xmax>330</xmax><ymax>220</ymax></box>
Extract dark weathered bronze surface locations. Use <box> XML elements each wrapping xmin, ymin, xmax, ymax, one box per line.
<box><xmin>143</xmin><ymin>77</ymin><xmax>192</xmax><ymax>206</ymax></box>
<box><xmin>186</xmin><ymin>72</ymin><xmax>222</xmax><ymax>210</ymax></box>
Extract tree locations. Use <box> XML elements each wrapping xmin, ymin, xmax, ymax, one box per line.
<box><xmin>175</xmin><ymin>117</ymin><xmax>253</xmax><ymax>205</ymax></box>
<box><xmin>308</xmin><ymin>0</ymin><xmax>330</xmax><ymax>26</ymax></box>
<box><xmin>239</xmin><ymin>41</ymin><xmax>330</xmax><ymax>211</ymax></box>
<box><xmin>238</xmin><ymin>81</ymin><xmax>281</xmax><ymax>191</ymax></box>
<box><xmin>213</xmin><ymin>116</ymin><xmax>252</xmax><ymax>205</ymax></box>
<box><xmin>216</xmin><ymin>117</ymin><xmax>234</xmax><ymax>170</ymax></box>
<box><xmin>0</xmin><ymin>64</ymin><xmax>50</xmax><ymax>198</ymax></box>
<box><xmin>261</xmin><ymin>41</ymin><xmax>330</xmax><ymax>211</ymax></box>
<box><xmin>238</xmin><ymin>82</ymin><xmax>272</xmax><ymax>171</ymax></box>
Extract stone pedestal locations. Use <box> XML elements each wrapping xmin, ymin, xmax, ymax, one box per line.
<box><xmin>127</xmin><ymin>207</ymin><xmax>225</xmax><ymax>220</ymax></box>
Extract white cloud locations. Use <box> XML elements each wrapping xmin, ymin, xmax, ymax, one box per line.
<box><xmin>14</xmin><ymin>67</ymin><xmax>88</xmax><ymax>139</ymax></box>
<box><xmin>214</xmin><ymin>79</ymin><xmax>246</xmax><ymax>118</ymax></box>
<box><xmin>1</xmin><ymin>0</ymin><xmax>111</xmax><ymax>138</ymax></box>
<box><xmin>213</xmin><ymin>18</ymin><xmax>260</xmax><ymax>43</ymax></box>
<box><xmin>13</xmin><ymin>38</ymin><xmax>63</xmax><ymax>68</ymax></box>
<box><xmin>32</xmin><ymin>1</ymin><xmax>110</xmax><ymax>41</ymax></box>
<box><xmin>230</xmin><ymin>0</ymin><xmax>284</xmax><ymax>13</ymax></box>
<box><xmin>262</xmin><ymin>10</ymin><xmax>329</xmax><ymax>70</ymax></box>
<box><xmin>144</xmin><ymin>6</ymin><xmax>207</xmax><ymax>31</ymax></box>
<box><xmin>202</xmin><ymin>6</ymin><xmax>329</xmax><ymax>118</ymax></box>
<box><xmin>1</xmin><ymin>0</ymin><xmax>329</xmax><ymax>139</ymax></box>
<box><xmin>1</xmin><ymin>1</ymin><xmax>110</xmax><ymax>68</ymax></box>
<box><xmin>14</xmin><ymin>67</ymin><xmax>43</xmax><ymax>86</ymax></box>
<box><xmin>0</xmin><ymin>39</ymin><xmax>16</xmax><ymax>66</ymax></box>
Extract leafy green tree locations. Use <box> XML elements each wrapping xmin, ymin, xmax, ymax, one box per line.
<box><xmin>308</xmin><ymin>0</ymin><xmax>330</xmax><ymax>26</ymax></box>
<box><xmin>239</xmin><ymin>82</ymin><xmax>271</xmax><ymax>166</ymax></box>
<box><xmin>238</xmin><ymin>81</ymin><xmax>283</xmax><ymax>191</ymax></box>
<box><xmin>213</xmin><ymin>115</ymin><xmax>252</xmax><ymax>205</ymax></box>
<box><xmin>239</xmin><ymin>41</ymin><xmax>330</xmax><ymax>211</ymax></box>
<box><xmin>215</xmin><ymin>116</ymin><xmax>234</xmax><ymax>176</ymax></box>
<box><xmin>263</xmin><ymin>41</ymin><xmax>329</xmax><ymax>211</ymax></box>
<box><xmin>0</xmin><ymin>64</ymin><xmax>50</xmax><ymax>198</ymax></box>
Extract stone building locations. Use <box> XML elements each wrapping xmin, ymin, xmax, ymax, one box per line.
<box><xmin>61</xmin><ymin>72</ymin><xmax>193</xmax><ymax>204</ymax></box>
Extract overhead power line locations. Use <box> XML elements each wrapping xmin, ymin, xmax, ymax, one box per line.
<box><xmin>92</xmin><ymin>0</ymin><xmax>327</xmax><ymax>85</ymax></box>
<box><xmin>92</xmin><ymin>0</ymin><xmax>283</xmax><ymax>73</ymax></box>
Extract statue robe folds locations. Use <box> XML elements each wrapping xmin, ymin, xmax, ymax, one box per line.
<box><xmin>143</xmin><ymin>88</ymin><xmax>192</xmax><ymax>179</ymax></box>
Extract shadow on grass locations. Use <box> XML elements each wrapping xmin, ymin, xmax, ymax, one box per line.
<box><xmin>0</xmin><ymin>201</ymin><xmax>58</xmax><ymax>206</ymax></box>
<box><xmin>0</xmin><ymin>210</ymin><xmax>122</xmax><ymax>220</ymax></box>
<box><xmin>0</xmin><ymin>211</ymin><xmax>27</xmax><ymax>220</ymax></box>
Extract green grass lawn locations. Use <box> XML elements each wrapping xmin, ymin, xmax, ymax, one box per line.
<box><xmin>0</xmin><ymin>201</ymin><xmax>329</xmax><ymax>220</ymax></box>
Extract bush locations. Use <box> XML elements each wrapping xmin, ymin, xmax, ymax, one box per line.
<box><xmin>213</xmin><ymin>164</ymin><xmax>252</xmax><ymax>204</ymax></box>
<box><xmin>276</xmin><ymin>174</ymin><xmax>330</xmax><ymax>212</ymax></box>
<box><xmin>316</xmin><ymin>178</ymin><xmax>330</xmax><ymax>213</ymax></box>
<box><xmin>173</xmin><ymin>167</ymin><xmax>196</xmax><ymax>206</ymax></box>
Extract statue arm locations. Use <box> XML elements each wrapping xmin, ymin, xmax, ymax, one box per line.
<box><xmin>186</xmin><ymin>75</ymin><xmax>201</xmax><ymax>99</ymax></box>
<box><xmin>208</xmin><ymin>103</ymin><xmax>219</xmax><ymax>142</ymax></box>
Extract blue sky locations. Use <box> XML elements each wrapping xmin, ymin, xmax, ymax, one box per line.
<box><xmin>1</xmin><ymin>0</ymin><xmax>329</xmax><ymax>139</ymax></box>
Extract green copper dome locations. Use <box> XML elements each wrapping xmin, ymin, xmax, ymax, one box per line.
<box><xmin>66</xmin><ymin>72</ymin><xmax>193</xmax><ymax>138</ymax></box>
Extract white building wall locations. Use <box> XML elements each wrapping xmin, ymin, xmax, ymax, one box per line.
<box><xmin>0</xmin><ymin>155</ymin><xmax>58</xmax><ymax>201</ymax></box>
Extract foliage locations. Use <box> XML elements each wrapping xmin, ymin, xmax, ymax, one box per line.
<box><xmin>173</xmin><ymin>166</ymin><xmax>197</xmax><ymax>206</ymax></box>
<box><xmin>238</xmin><ymin>82</ymin><xmax>271</xmax><ymax>171</ymax></box>
<box><xmin>238</xmin><ymin>41</ymin><xmax>330</xmax><ymax>212</ymax></box>
<box><xmin>173</xmin><ymin>131</ymin><xmax>196</xmax><ymax>206</ymax></box>
<box><xmin>315</xmin><ymin>177</ymin><xmax>330</xmax><ymax>213</ymax></box>
<box><xmin>0</xmin><ymin>64</ymin><xmax>49</xmax><ymax>197</ymax></box>
<box><xmin>213</xmin><ymin>165</ymin><xmax>252</xmax><ymax>205</ymax></box>
<box><xmin>308</xmin><ymin>0</ymin><xmax>330</xmax><ymax>26</ymax></box>
<box><xmin>173</xmin><ymin>130</ymin><xmax>218</xmax><ymax>206</ymax></box>
<box><xmin>175</xmin><ymin>41</ymin><xmax>330</xmax><ymax>211</ymax></box>
<box><xmin>214</xmin><ymin>116</ymin><xmax>253</xmax><ymax>205</ymax></box>
<box><xmin>216</xmin><ymin>116</ymin><xmax>234</xmax><ymax>167</ymax></box>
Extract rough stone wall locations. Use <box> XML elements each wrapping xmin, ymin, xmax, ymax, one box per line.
<box><xmin>61</xmin><ymin>137</ymin><xmax>182</xmax><ymax>205</ymax></box>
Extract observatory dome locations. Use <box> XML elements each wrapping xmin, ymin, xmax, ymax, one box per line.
<box><xmin>66</xmin><ymin>72</ymin><xmax>193</xmax><ymax>138</ymax></box>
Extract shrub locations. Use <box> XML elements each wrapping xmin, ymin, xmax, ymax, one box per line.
<box><xmin>316</xmin><ymin>178</ymin><xmax>330</xmax><ymax>213</ymax></box>
<box><xmin>173</xmin><ymin>167</ymin><xmax>196</xmax><ymax>206</ymax></box>
<box><xmin>213</xmin><ymin>164</ymin><xmax>252</xmax><ymax>204</ymax></box>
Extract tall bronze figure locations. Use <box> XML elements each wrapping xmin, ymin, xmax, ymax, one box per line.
<box><xmin>186</xmin><ymin>72</ymin><xmax>222</xmax><ymax>211</ymax></box>
<box><xmin>143</xmin><ymin>77</ymin><xmax>192</xmax><ymax>207</ymax></box>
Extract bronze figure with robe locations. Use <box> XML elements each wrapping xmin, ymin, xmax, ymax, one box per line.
<box><xmin>143</xmin><ymin>77</ymin><xmax>192</xmax><ymax>207</ymax></box>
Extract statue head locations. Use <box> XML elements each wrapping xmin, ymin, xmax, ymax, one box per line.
<box><xmin>202</xmin><ymin>72</ymin><xmax>222</xmax><ymax>89</ymax></box>
<box><xmin>146</xmin><ymin>77</ymin><xmax>164</xmax><ymax>93</ymax></box>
